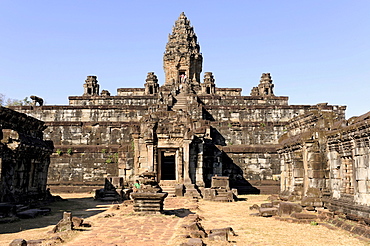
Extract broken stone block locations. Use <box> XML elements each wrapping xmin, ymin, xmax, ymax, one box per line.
<box><xmin>180</xmin><ymin>238</ymin><xmax>205</xmax><ymax>246</ymax></box>
<box><xmin>9</xmin><ymin>239</ymin><xmax>27</xmax><ymax>246</ymax></box>
<box><xmin>184</xmin><ymin>222</ymin><xmax>207</xmax><ymax>238</ymax></box>
<box><xmin>278</xmin><ymin>202</ymin><xmax>303</xmax><ymax>217</ymax></box>
<box><xmin>52</xmin><ymin>212</ymin><xmax>73</xmax><ymax>233</ymax></box>
<box><xmin>268</xmin><ymin>194</ymin><xmax>279</xmax><ymax>201</ymax></box>
<box><xmin>209</xmin><ymin>231</ymin><xmax>228</xmax><ymax>241</ymax></box>
<box><xmin>272</xmin><ymin>200</ymin><xmax>280</xmax><ymax>206</ymax></box>
<box><xmin>26</xmin><ymin>239</ymin><xmax>45</xmax><ymax>245</ymax></box>
<box><xmin>306</xmin><ymin>188</ymin><xmax>322</xmax><ymax>198</ymax></box>
<box><xmin>209</xmin><ymin>227</ymin><xmax>236</xmax><ymax>236</ymax></box>
<box><xmin>301</xmin><ymin>197</ymin><xmax>323</xmax><ymax>207</ymax></box>
<box><xmin>189</xmin><ymin>230</ymin><xmax>206</xmax><ymax>238</ymax></box>
<box><xmin>249</xmin><ymin>204</ymin><xmax>259</xmax><ymax>210</ymax></box>
<box><xmin>72</xmin><ymin>217</ymin><xmax>84</xmax><ymax>227</ymax></box>
<box><xmin>185</xmin><ymin>222</ymin><xmax>205</xmax><ymax>231</ymax></box>
<box><xmin>260</xmin><ymin>202</ymin><xmax>273</xmax><ymax>208</ymax></box>
<box><xmin>305</xmin><ymin>206</ymin><xmax>315</xmax><ymax>211</ymax></box>
<box><xmin>259</xmin><ymin>207</ymin><xmax>278</xmax><ymax>217</ymax></box>
<box><xmin>291</xmin><ymin>212</ymin><xmax>317</xmax><ymax>220</ymax></box>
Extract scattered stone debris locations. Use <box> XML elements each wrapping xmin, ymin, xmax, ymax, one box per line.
<box><xmin>180</xmin><ymin>211</ymin><xmax>236</xmax><ymax>244</ymax></box>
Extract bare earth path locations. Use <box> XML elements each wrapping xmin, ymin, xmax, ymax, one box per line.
<box><xmin>0</xmin><ymin>194</ymin><xmax>369</xmax><ymax>246</ymax></box>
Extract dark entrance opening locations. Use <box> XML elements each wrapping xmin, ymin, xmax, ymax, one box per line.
<box><xmin>161</xmin><ymin>152</ymin><xmax>176</xmax><ymax>180</ymax></box>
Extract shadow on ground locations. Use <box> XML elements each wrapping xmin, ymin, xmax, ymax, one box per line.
<box><xmin>163</xmin><ymin>208</ymin><xmax>195</xmax><ymax>218</ymax></box>
<box><xmin>0</xmin><ymin>196</ymin><xmax>115</xmax><ymax>234</ymax></box>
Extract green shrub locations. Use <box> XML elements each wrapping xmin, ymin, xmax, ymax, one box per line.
<box><xmin>67</xmin><ymin>148</ymin><xmax>73</xmax><ymax>155</ymax></box>
<box><xmin>310</xmin><ymin>221</ymin><xmax>318</xmax><ymax>226</ymax></box>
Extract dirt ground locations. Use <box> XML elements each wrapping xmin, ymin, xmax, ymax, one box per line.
<box><xmin>0</xmin><ymin>193</ymin><xmax>369</xmax><ymax>246</ymax></box>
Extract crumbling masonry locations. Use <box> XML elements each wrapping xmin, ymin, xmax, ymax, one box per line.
<box><xmin>279</xmin><ymin>109</ymin><xmax>370</xmax><ymax>217</ymax></box>
<box><xmin>0</xmin><ymin>106</ymin><xmax>53</xmax><ymax>203</ymax></box>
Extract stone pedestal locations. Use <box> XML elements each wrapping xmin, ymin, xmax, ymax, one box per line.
<box><xmin>203</xmin><ymin>176</ymin><xmax>234</xmax><ymax>202</ymax></box>
<box><xmin>131</xmin><ymin>192</ymin><xmax>168</xmax><ymax>214</ymax></box>
<box><xmin>184</xmin><ymin>184</ymin><xmax>201</xmax><ymax>198</ymax></box>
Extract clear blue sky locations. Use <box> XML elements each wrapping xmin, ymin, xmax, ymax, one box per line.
<box><xmin>1</xmin><ymin>1</ymin><xmax>369</xmax><ymax>118</ymax></box>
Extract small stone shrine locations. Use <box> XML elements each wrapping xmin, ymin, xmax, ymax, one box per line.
<box><xmin>203</xmin><ymin>176</ymin><xmax>234</xmax><ymax>202</ymax></box>
<box><xmin>131</xmin><ymin>171</ymin><xmax>168</xmax><ymax>214</ymax></box>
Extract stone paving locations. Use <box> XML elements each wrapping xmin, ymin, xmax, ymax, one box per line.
<box><xmin>64</xmin><ymin>197</ymin><xmax>196</xmax><ymax>246</ymax></box>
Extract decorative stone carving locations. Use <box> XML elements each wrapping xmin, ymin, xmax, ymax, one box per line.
<box><xmin>163</xmin><ymin>12</ymin><xmax>202</xmax><ymax>91</ymax></box>
<box><xmin>250</xmin><ymin>73</ymin><xmax>274</xmax><ymax>97</ymax></box>
<box><xmin>144</xmin><ymin>72</ymin><xmax>159</xmax><ymax>95</ymax></box>
<box><xmin>83</xmin><ymin>75</ymin><xmax>99</xmax><ymax>96</ymax></box>
<box><xmin>201</xmin><ymin>72</ymin><xmax>216</xmax><ymax>95</ymax></box>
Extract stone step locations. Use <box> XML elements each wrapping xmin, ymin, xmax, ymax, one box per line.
<box><xmin>161</xmin><ymin>186</ymin><xmax>176</xmax><ymax>197</ymax></box>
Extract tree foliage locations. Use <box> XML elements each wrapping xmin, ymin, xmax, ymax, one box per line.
<box><xmin>0</xmin><ymin>93</ymin><xmax>32</xmax><ymax>106</ymax></box>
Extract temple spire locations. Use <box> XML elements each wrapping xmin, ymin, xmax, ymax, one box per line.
<box><xmin>163</xmin><ymin>12</ymin><xmax>203</xmax><ymax>90</ymax></box>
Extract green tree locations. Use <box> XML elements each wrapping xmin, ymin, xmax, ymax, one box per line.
<box><xmin>0</xmin><ymin>94</ymin><xmax>32</xmax><ymax>106</ymax></box>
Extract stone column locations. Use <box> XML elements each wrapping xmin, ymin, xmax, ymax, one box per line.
<box><xmin>196</xmin><ymin>141</ymin><xmax>205</xmax><ymax>187</ymax></box>
<box><xmin>183</xmin><ymin>140</ymin><xmax>191</xmax><ymax>184</ymax></box>
<box><xmin>132</xmin><ymin>133</ymin><xmax>140</xmax><ymax>175</ymax></box>
<box><xmin>147</xmin><ymin>143</ymin><xmax>154</xmax><ymax>172</ymax></box>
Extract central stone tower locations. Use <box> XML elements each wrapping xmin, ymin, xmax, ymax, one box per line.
<box><xmin>163</xmin><ymin>12</ymin><xmax>203</xmax><ymax>91</ymax></box>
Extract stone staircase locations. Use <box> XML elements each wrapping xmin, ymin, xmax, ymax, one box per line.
<box><xmin>172</xmin><ymin>92</ymin><xmax>188</xmax><ymax>111</ymax></box>
<box><xmin>161</xmin><ymin>186</ymin><xmax>176</xmax><ymax>197</ymax></box>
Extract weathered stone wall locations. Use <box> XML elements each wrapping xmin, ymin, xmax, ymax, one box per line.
<box><xmin>0</xmin><ymin>106</ymin><xmax>53</xmax><ymax>203</ymax></box>
<box><xmin>279</xmin><ymin>110</ymin><xmax>370</xmax><ymax>218</ymax></box>
<box><xmin>327</xmin><ymin>112</ymin><xmax>370</xmax><ymax>206</ymax></box>
<box><xmin>11</xmin><ymin>98</ymin><xmax>345</xmax><ymax>191</ymax></box>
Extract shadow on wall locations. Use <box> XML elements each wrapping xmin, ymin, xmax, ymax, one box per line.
<box><xmin>204</xmin><ymin>127</ymin><xmax>260</xmax><ymax>194</ymax></box>
<box><xmin>221</xmin><ymin>151</ymin><xmax>260</xmax><ymax>195</ymax></box>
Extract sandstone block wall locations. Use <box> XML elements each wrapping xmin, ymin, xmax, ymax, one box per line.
<box><xmin>0</xmin><ymin>106</ymin><xmax>53</xmax><ymax>203</ymax></box>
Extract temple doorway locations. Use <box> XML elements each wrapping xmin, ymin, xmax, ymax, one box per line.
<box><xmin>159</xmin><ymin>150</ymin><xmax>176</xmax><ymax>180</ymax></box>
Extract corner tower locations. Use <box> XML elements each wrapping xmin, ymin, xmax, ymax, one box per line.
<box><xmin>163</xmin><ymin>12</ymin><xmax>203</xmax><ymax>90</ymax></box>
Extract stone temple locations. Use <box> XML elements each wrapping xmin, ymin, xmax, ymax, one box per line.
<box><xmin>11</xmin><ymin>13</ymin><xmax>346</xmax><ymax>195</ymax></box>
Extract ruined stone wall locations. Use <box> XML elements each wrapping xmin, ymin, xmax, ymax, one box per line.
<box><xmin>278</xmin><ymin>110</ymin><xmax>370</xmax><ymax>218</ymax></box>
<box><xmin>0</xmin><ymin>106</ymin><xmax>53</xmax><ymax>203</ymax></box>
<box><xmin>10</xmin><ymin>100</ymin><xmax>345</xmax><ymax>190</ymax></box>
<box><xmin>278</xmin><ymin>109</ymin><xmax>344</xmax><ymax>198</ymax></box>
<box><xmin>327</xmin><ymin>112</ymin><xmax>370</xmax><ymax>206</ymax></box>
